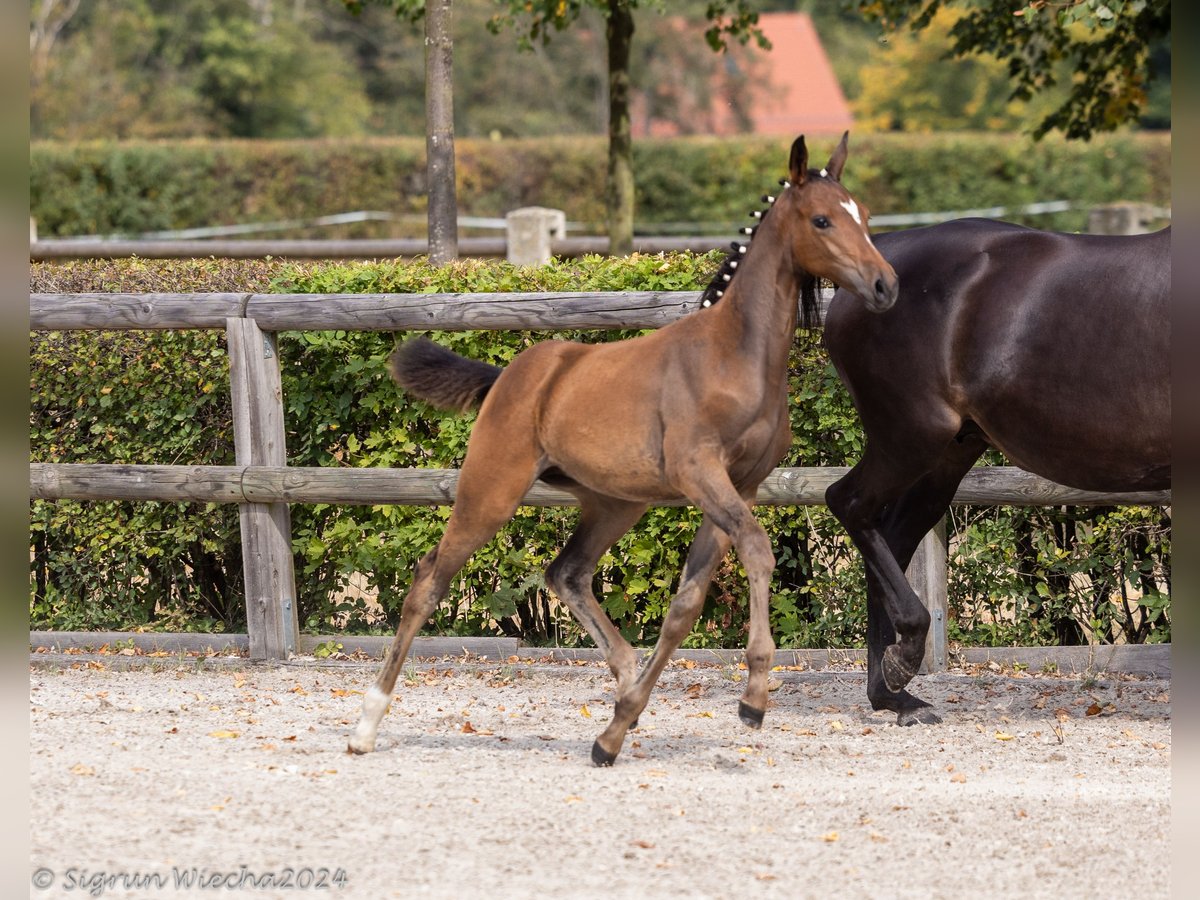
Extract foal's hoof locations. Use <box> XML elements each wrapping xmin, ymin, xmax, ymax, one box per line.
<box><xmin>881</xmin><ymin>645</ymin><xmax>918</xmax><ymax>693</ymax></box>
<box><xmin>897</xmin><ymin>706</ymin><xmax>942</xmax><ymax>727</ymax></box>
<box><xmin>346</xmin><ymin>730</ymin><xmax>376</xmax><ymax>755</ymax></box>
<box><xmin>738</xmin><ymin>701</ymin><xmax>765</xmax><ymax>729</ymax></box>
<box><xmin>591</xmin><ymin>740</ymin><xmax>618</xmax><ymax>767</ymax></box>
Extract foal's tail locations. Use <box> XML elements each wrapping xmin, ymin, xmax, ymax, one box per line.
<box><xmin>388</xmin><ymin>337</ymin><xmax>502</xmax><ymax>412</ymax></box>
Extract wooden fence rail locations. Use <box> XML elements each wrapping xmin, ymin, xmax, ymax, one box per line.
<box><xmin>29</xmin><ymin>290</ymin><xmax>1171</xmax><ymax>663</ymax></box>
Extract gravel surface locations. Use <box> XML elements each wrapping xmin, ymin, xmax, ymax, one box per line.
<box><xmin>29</xmin><ymin>657</ymin><xmax>1170</xmax><ymax>899</ymax></box>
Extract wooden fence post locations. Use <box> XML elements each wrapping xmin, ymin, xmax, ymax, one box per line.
<box><xmin>226</xmin><ymin>317</ymin><xmax>299</xmax><ymax>661</ymax></box>
<box><xmin>907</xmin><ymin>518</ymin><xmax>948</xmax><ymax>673</ymax></box>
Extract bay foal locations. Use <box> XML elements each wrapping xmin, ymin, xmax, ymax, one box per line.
<box><xmin>350</xmin><ymin>134</ymin><xmax>897</xmax><ymax>765</ymax></box>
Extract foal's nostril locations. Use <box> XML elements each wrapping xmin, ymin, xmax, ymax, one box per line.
<box><xmin>874</xmin><ymin>278</ymin><xmax>886</xmax><ymax>298</ymax></box>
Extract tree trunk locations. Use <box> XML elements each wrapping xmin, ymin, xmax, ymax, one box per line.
<box><xmin>605</xmin><ymin>0</ymin><xmax>635</xmax><ymax>257</ymax></box>
<box><xmin>426</xmin><ymin>0</ymin><xmax>458</xmax><ymax>265</ymax></box>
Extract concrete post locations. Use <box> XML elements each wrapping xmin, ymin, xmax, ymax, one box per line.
<box><xmin>1088</xmin><ymin>203</ymin><xmax>1156</xmax><ymax>235</ymax></box>
<box><xmin>506</xmin><ymin>207</ymin><xmax>566</xmax><ymax>265</ymax></box>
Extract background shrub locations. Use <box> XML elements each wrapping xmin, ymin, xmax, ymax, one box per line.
<box><xmin>31</xmin><ymin>132</ymin><xmax>1171</xmax><ymax>240</ymax></box>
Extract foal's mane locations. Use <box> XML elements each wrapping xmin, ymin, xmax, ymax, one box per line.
<box><xmin>699</xmin><ymin>178</ymin><xmax>823</xmax><ymax>331</ymax></box>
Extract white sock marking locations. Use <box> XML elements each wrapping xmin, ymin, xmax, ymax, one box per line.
<box><xmin>349</xmin><ymin>684</ymin><xmax>391</xmax><ymax>753</ymax></box>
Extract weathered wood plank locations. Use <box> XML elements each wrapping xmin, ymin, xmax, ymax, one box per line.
<box><xmin>951</xmin><ymin>466</ymin><xmax>1171</xmax><ymax>505</ymax></box>
<box><xmin>29</xmin><ymin>463</ymin><xmax>246</xmax><ymax>502</ymax></box>
<box><xmin>30</xmin><ymin>293</ymin><xmax>247</xmax><ymax>330</ymax></box>
<box><xmin>30</xmin><ymin>238</ymin><xmax>505</xmax><ymax>261</ymax></box>
<box><xmin>959</xmin><ymin>644</ymin><xmax>1170</xmax><ymax>678</ymax></box>
<box><xmin>245</xmin><ymin>291</ymin><xmax>704</xmax><ymax>331</ymax></box>
<box><xmin>29</xmin><ymin>236</ymin><xmax>732</xmax><ymax>261</ymax></box>
<box><xmin>30</xmin><ymin>463</ymin><xmax>1172</xmax><ymax>508</ymax></box>
<box><xmin>227</xmin><ymin>319</ymin><xmax>299</xmax><ymax>661</ymax></box>
<box><xmin>30</xmin><ymin>290</ymin><xmax>839</xmax><ymax>333</ymax></box>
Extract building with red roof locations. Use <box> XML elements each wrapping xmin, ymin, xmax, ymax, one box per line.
<box><xmin>632</xmin><ymin>12</ymin><xmax>853</xmax><ymax>138</ymax></box>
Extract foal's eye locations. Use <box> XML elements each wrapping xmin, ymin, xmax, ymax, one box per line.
<box><xmin>812</xmin><ymin>215</ymin><xmax>831</xmax><ymax>230</ymax></box>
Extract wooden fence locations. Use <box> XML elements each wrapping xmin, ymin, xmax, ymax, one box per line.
<box><xmin>29</xmin><ymin>289</ymin><xmax>1171</xmax><ymax>663</ymax></box>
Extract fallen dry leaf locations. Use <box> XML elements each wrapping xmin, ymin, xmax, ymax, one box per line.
<box><xmin>208</xmin><ymin>730</ymin><xmax>239</xmax><ymax>739</ymax></box>
<box><xmin>70</xmin><ymin>763</ymin><xmax>95</xmax><ymax>776</ymax></box>
<box><xmin>631</xmin><ymin>840</ymin><xmax>655</xmax><ymax>849</ymax></box>
<box><xmin>685</xmin><ymin>683</ymin><xmax>704</xmax><ymax>699</ymax></box>
<box><xmin>994</xmin><ymin>731</ymin><xmax>1015</xmax><ymax>741</ymax></box>
<box><xmin>580</xmin><ymin>705</ymin><xmax>592</xmax><ymax>718</ymax></box>
<box><xmin>461</xmin><ymin>721</ymin><xmax>477</xmax><ymax>734</ymax></box>
<box><xmin>950</xmin><ymin>773</ymin><xmax>967</xmax><ymax>783</ymax></box>
<box><xmin>822</xmin><ymin>832</ymin><xmax>839</xmax><ymax>843</ymax></box>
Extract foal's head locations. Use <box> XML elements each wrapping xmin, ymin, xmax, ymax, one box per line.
<box><xmin>774</xmin><ymin>133</ymin><xmax>898</xmax><ymax>314</ymax></box>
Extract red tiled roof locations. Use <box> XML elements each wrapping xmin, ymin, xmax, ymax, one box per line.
<box><xmin>632</xmin><ymin>12</ymin><xmax>853</xmax><ymax>138</ymax></box>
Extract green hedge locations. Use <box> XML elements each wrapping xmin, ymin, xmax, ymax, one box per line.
<box><xmin>30</xmin><ymin>132</ymin><xmax>1171</xmax><ymax>239</ymax></box>
<box><xmin>29</xmin><ymin>255</ymin><xmax>1170</xmax><ymax>648</ymax></box>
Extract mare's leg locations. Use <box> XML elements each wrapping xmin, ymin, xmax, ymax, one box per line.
<box><xmin>545</xmin><ymin>493</ymin><xmax>648</xmax><ymax>698</ymax></box>
<box><xmin>348</xmin><ymin>433</ymin><xmax>540</xmax><ymax>754</ymax></box>
<box><xmin>826</xmin><ymin>434</ymin><xmax>985</xmax><ymax>724</ymax></box>
<box><xmin>591</xmin><ymin>518</ymin><xmax>733</xmax><ymax>765</ymax></box>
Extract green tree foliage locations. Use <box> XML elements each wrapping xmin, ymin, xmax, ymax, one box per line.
<box><xmin>855</xmin><ymin>7</ymin><xmax>1070</xmax><ymax>132</ymax></box>
<box><xmin>847</xmin><ymin>0</ymin><xmax>1171</xmax><ymax>138</ymax></box>
<box><xmin>31</xmin><ymin>0</ymin><xmax>373</xmax><ymax>140</ymax></box>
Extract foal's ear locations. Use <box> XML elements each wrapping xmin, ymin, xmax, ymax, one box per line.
<box><xmin>825</xmin><ymin>131</ymin><xmax>849</xmax><ymax>182</ymax></box>
<box><xmin>788</xmin><ymin>135</ymin><xmax>808</xmax><ymax>186</ymax></box>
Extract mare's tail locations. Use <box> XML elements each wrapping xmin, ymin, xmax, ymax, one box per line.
<box><xmin>388</xmin><ymin>337</ymin><xmax>502</xmax><ymax>412</ymax></box>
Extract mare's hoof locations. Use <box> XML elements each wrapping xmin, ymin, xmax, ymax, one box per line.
<box><xmin>346</xmin><ymin>741</ymin><xmax>371</xmax><ymax>755</ymax></box>
<box><xmin>881</xmin><ymin>645</ymin><xmax>917</xmax><ymax>693</ymax></box>
<box><xmin>738</xmin><ymin>701</ymin><xmax>765</xmax><ymax>729</ymax></box>
<box><xmin>897</xmin><ymin>706</ymin><xmax>942</xmax><ymax>727</ymax></box>
<box><xmin>591</xmin><ymin>740</ymin><xmax>618</xmax><ymax>767</ymax></box>
<box><xmin>629</xmin><ymin>718</ymin><xmax>639</xmax><ymax>731</ymax></box>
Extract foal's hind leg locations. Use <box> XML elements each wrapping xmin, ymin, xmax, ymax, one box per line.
<box><xmin>348</xmin><ymin>448</ymin><xmax>538</xmax><ymax>754</ymax></box>
<box><xmin>545</xmin><ymin>493</ymin><xmax>647</xmax><ymax>700</ymax></box>
<box><xmin>591</xmin><ymin>519</ymin><xmax>733</xmax><ymax>766</ymax></box>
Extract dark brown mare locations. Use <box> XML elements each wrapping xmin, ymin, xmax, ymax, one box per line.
<box><xmin>823</xmin><ymin>217</ymin><xmax>1171</xmax><ymax>725</ymax></box>
<box><xmin>349</xmin><ymin>134</ymin><xmax>898</xmax><ymax>765</ymax></box>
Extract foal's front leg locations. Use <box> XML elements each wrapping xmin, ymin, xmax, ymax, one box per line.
<box><xmin>591</xmin><ymin>519</ymin><xmax>733</xmax><ymax>765</ymax></box>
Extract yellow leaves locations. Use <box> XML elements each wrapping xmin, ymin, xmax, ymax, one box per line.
<box><xmin>208</xmin><ymin>730</ymin><xmax>239</xmax><ymax>739</ymax></box>
<box><xmin>994</xmin><ymin>731</ymin><xmax>1015</xmax><ymax>741</ymax></box>
<box><xmin>684</xmin><ymin>683</ymin><xmax>704</xmax><ymax>699</ymax></box>
<box><xmin>821</xmin><ymin>831</ymin><xmax>839</xmax><ymax>843</ymax></box>
<box><xmin>579</xmin><ymin>704</ymin><xmax>592</xmax><ymax>718</ymax></box>
<box><xmin>564</xmin><ymin>795</ymin><xmax>584</xmax><ymax>804</ymax></box>
<box><xmin>70</xmin><ymin>763</ymin><xmax>95</xmax><ymax>776</ymax></box>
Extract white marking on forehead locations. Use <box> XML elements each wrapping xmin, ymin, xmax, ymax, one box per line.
<box><xmin>839</xmin><ymin>198</ymin><xmax>863</xmax><ymax>226</ymax></box>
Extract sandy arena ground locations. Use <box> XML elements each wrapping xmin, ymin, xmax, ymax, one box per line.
<box><xmin>30</xmin><ymin>656</ymin><xmax>1170</xmax><ymax>899</ymax></box>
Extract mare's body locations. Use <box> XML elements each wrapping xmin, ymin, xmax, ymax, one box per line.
<box><xmin>824</xmin><ymin>218</ymin><xmax>1171</xmax><ymax>723</ymax></box>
